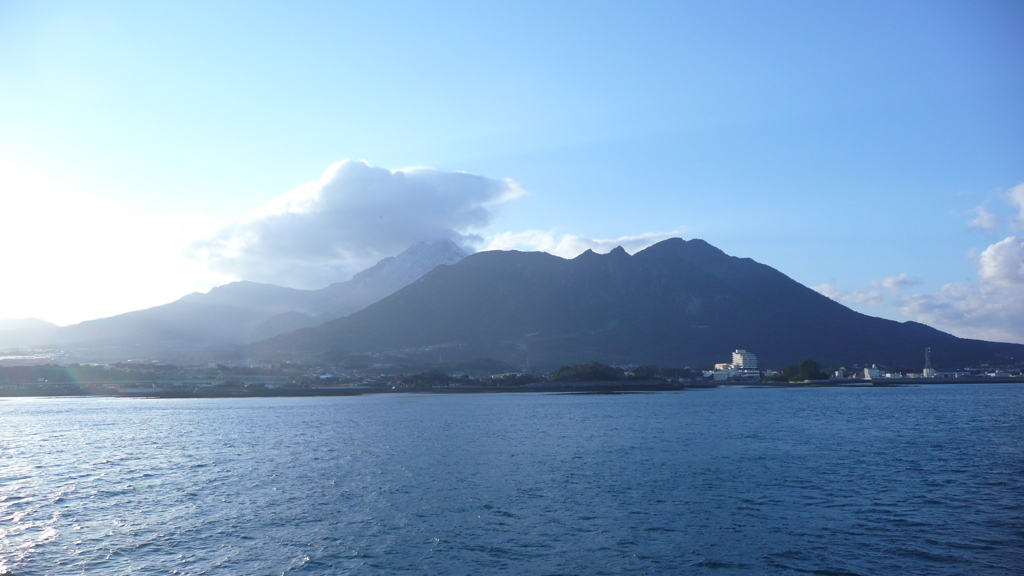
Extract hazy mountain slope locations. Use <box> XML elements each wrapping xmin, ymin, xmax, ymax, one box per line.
<box><xmin>16</xmin><ymin>239</ymin><xmax>467</xmax><ymax>350</ymax></box>
<box><xmin>0</xmin><ymin>318</ymin><xmax>61</xmax><ymax>349</ymax></box>
<box><xmin>260</xmin><ymin>238</ymin><xmax>1024</xmax><ymax>369</ymax></box>
<box><xmin>242</xmin><ymin>238</ymin><xmax>468</xmax><ymax>339</ymax></box>
<box><xmin>51</xmin><ymin>281</ymin><xmax>315</xmax><ymax>347</ymax></box>
<box><xmin>247</xmin><ymin>311</ymin><xmax>321</xmax><ymax>343</ymax></box>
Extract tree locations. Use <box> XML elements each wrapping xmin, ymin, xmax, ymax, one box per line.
<box><xmin>551</xmin><ymin>362</ymin><xmax>624</xmax><ymax>382</ymax></box>
<box><xmin>630</xmin><ymin>364</ymin><xmax>662</xmax><ymax>380</ymax></box>
<box><xmin>400</xmin><ymin>369</ymin><xmax>451</xmax><ymax>387</ymax></box>
<box><xmin>781</xmin><ymin>360</ymin><xmax>829</xmax><ymax>382</ymax></box>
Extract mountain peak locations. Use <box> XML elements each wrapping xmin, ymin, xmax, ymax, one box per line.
<box><xmin>402</xmin><ymin>238</ymin><xmax>468</xmax><ymax>259</ymax></box>
<box><xmin>307</xmin><ymin>238</ymin><xmax>471</xmax><ymax>321</ymax></box>
<box><xmin>349</xmin><ymin>239</ymin><xmax>467</xmax><ymax>285</ymax></box>
<box><xmin>683</xmin><ymin>238</ymin><xmax>725</xmax><ymax>253</ymax></box>
<box><xmin>573</xmin><ymin>246</ymin><xmax>630</xmax><ymax>261</ymax></box>
<box><xmin>635</xmin><ymin>237</ymin><xmax>729</xmax><ymax>264</ymax></box>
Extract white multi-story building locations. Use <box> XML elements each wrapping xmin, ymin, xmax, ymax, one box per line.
<box><xmin>732</xmin><ymin>350</ymin><xmax>757</xmax><ymax>370</ymax></box>
<box><xmin>712</xmin><ymin>350</ymin><xmax>760</xmax><ymax>381</ymax></box>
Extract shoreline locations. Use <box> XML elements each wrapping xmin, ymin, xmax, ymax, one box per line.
<box><xmin>1</xmin><ymin>377</ymin><xmax>1022</xmax><ymax>399</ymax></box>
<box><xmin>0</xmin><ymin>380</ymin><xmax>696</xmax><ymax>399</ymax></box>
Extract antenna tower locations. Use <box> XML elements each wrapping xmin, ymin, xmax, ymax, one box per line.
<box><xmin>923</xmin><ymin>347</ymin><xmax>936</xmax><ymax>377</ymax></box>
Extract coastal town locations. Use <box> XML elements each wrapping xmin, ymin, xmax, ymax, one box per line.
<box><xmin>1</xmin><ymin>348</ymin><xmax>1021</xmax><ymax>398</ymax></box>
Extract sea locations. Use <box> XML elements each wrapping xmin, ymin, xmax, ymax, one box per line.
<box><xmin>1</xmin><ymin>384</ymin><xmax>1021</xmax><ymax>575</ymax></box>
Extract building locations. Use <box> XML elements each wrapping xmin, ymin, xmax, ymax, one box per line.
<box><xmin>732</xmin><ymin>350</ymin><xmax>757</xmax><ymax>370</ymax></box>
<box><xmin>713</xmin><ymin>350</ymin><xmax>760</xmax><ymax>381</ymax></box>
<box><xmin>712</xmin><ymin>368</ymin><xmax>735</xmax><ymax>381</ymax></box>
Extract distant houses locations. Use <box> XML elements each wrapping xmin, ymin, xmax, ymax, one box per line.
<box><xmin>697</xmin><ymin>345</ymin><xmax>1024</xmax><ymax>384</ymax></box>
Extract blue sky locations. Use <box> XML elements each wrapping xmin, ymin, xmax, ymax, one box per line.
<box><xmin>1</xmin><ymin>1</ymin><xmax>1022</xmax><ymax>342</ymax></box>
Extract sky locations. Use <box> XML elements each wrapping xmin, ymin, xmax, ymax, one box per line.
<box><xmin>1</xmin><ymin>0</ymin><xmax>1022</xmax><ymax>342</ymax></box>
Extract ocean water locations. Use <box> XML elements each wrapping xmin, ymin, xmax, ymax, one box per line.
<box><xmin>1</xmin><ymin>385</ymin><xmax>1021</xmax><ymax>575</ymax></box>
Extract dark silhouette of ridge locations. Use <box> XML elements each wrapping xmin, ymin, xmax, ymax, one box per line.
<box><xmin>259</xmin><ymin>238</ymin><xmax>1024</xmax><ymax>369</ymax></box>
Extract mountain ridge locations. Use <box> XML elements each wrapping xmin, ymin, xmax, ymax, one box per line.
<box><xmin>258</xmin><ymin>238</ymin><xmax>1022</xmax><ymax>369</ymax></box>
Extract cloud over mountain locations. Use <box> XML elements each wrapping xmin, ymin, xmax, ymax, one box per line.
<box><xmin>818</xmin><ymin>238</ymin><xmax>1024</xmax><ymax>345</ymax></box>
<box><xmin>487</xmin><ymin>230</ymin><xmax>683</xmax><ymax>258</ymax></box>
<box><xmin>189</xmin><ymin>160</ymin><xmax>524</xmax><ymax>288</ymax></box>
<box><xmin>813</xmin><ymin>273</ymin><xmax>920</xmax><ymax>308</ymax></box>
<box><xmin>818</xmin><ymin>183</ymin><xmax>1024</xmax><ymax>345</ymax></box>
<box><xmin>897</xmin><ymin>282</ymin><xmax>1024</xmax><ymax>345</ymax></box>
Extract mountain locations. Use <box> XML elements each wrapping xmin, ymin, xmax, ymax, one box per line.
<box><xmin>257</xmin><ymin>236</ymin><xmax>468</xmax><ymax>328</ymax></box>
<box><xmin>259</xmin><ymin>238</ymin><xmax>1024</xmax><ymax>369</ymax></box>
<box><xmin>52</xmin><ymin>281</ymin><xmax>317</xmax><ymax>349</ymax></box>
<box><xmin>0</xmin><ymin>318</ymin><xmax>61</xmax><ymax>350</ymax></box>
<box><xmin>0</xmin><ymin>239</ymin><xmax>467</xmax><ymax>352</ymax></box>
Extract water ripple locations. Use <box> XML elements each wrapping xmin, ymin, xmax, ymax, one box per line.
<box><xmin>0</xmin><ymin>385</ymin><xmax>1021</xmax><ymax>574</ymax></box>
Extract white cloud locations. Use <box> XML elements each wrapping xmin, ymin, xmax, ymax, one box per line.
<box><xmin>1008</xmin><ymin>183</ymin><xmax>1024</xmax><ymax>228</ymax></box>
<box><xmin>977</xmin><ymin>236</ymin><xmax>1024</xmax><ymax>286</ymax></box>
<box><xmin>189</xmin><ymin>160</ymin><xmax>524</xmax><ymax>288</ymax></box>
<box><xmin>812</xmin><ymin>283</ymin><xmax>841</xmax><ymax>300</ymax></box>
<box><xmin>881</xmin><ymin>273</ymin><xmax>923</xmax><ymax>293</ymax></box>
<box><xmin>894</xmin><ymin>235</ymin><xmax>1024</xmax><ymax>343</ymax></box>
<box><xmin>845</xmin><ymin>289</ymin><xmax>886</xmax><ymax>306</ymax></box>
<box><xmin>813</xmin><ymin>282</ymin><xmax>886</xmax><ymax>306</ymax></box>
<box><xmin>965</xmin><ymin>183</ymin><xmax>1024</xmax><ymax>234</ymax></box>
<box><xmin>967</xmin><ymin>205</ymin><xmax>1000</xmax><ymax>232</ymax></box>
<box><xmin>816</xmin><ymin>236</ymin><xmax>1024</xmax><ymax>343</ymax></box>
<box><xmin>487</xmin><ymin>230</ymin><xmax>683</xmax><ymax>258</ymax></box>
<box><xmin>897</xmin><ymin>282</ymin><xmax>1024</xmax><ymax>344</ymax></box>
